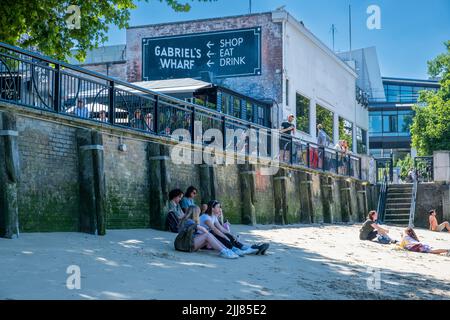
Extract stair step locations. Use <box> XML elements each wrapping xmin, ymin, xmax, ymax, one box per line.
<box><xmin>385</xmin><ymin>214</ymin><xmax>411</xmax><ymax>217</ymax></box>
<box><xmin>387</xmin><ymin>193</ymin><xmax>412</xmax><ymax>196</ymax></box>
<box><xmin>385</xmin><ymin>204</ymin><xmax>411</xmax><ymax>208</ymax></box>
<box><xmin>386</xmin><ymin>198</ymin><xmax>411</xmax><ymax>202</ymax></box>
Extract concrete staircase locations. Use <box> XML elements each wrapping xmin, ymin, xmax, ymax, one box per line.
<box><xmin>383</xmin><ymin>184</ymin><xmax>413</xmax><ymax>226</ymax></box>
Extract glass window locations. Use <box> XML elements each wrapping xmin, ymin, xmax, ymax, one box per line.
<box><xmin>369</xmin><ymin>112</ymin><xmax>382</xmax><ymax>134</ymax></box>
<box><xmin>382</xmin><ymin>111</ymin><xmax>398</xmax><ymax>135</ymax></box>
<box><xmin>246</xmin><ymin>101</ymin><xmax>253</xmax><ymax>122</ymax></box>
<box><xmin>357</xmin><ymin>127</ymin><xmax>367</xmax><ymax>154</ymax></box>
<box><xmin>400</xmin><ymin>86</ymin><xmax>413</xmax><ymax>102</ymax></box>
<box><xmin>339</xmin><ymin>117</ymin><xmax>353</xmax><ymax>150</ymax></box>
<box><xmin>286</xmin><ymin>79</ymin><xmax>289</xmax><ymax>107</ymax></box>
<box><xmin>257</xmin><ymin>105</ymin><xmax>265</xmax><ymax>126</ymax></box>
<box><xmin>398</xmin><ymin>110</ymin><xmax>413</xmax><ymax>135</ymax></box>
<box><xmin>296</xmin><ymin>93</ymin><xmax>310</xmax><ymax>134</ymax></box>
<box><xmin>316</xmin><ymin>104</ymin><xmax>334</xmax><ymax>142</ymax></box>
<box><xmin>221</xmin><ymin>93</ymin><xmax>231</xmax><ymax>114</ymax></box>
<box><xmin>233</xmin><ymin>96</ymin><xmax>241</xmax><ymax>119</ymax></box>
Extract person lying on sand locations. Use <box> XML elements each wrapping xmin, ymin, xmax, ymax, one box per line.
<box><xmin>175</xmin><ymin>205</ymin><xmax>239</xmax><ymax>259</ymax></box>
<box><xmin>399</xmin><ymin>227</ymin><xmax>450</xmax><ymax>256</ymax></box>
<box><xmin>429</xmin><ymin>210</ymin><xmax>450</xmax><ymax>233</ymax></box>
<box><xmin>359</xmin><ymin>210</ymin><xmax>396</xmax><ymax>244</ymax></box>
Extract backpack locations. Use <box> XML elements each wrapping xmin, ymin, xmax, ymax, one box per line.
<box><xmin>166</xmin><ymin>211</ymin><xmax>180</xmax><ymax>233</ymax></box>
<box><xmin>174</xmin><ymin>222</ymin><xmax>197</xmax><ymax>252</ymax></box>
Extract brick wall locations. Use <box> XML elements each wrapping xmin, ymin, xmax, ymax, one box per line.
<box><xmin>126</xmin><ymin>12</ymin><xmax>283</xmax><ymax>103</ymax></box>
<box><xmin>103</xmin><ymin>134</ymin><xmax>150</xmax><ymax>229</ymax></box>
<box><xmin>16</xmin><ymin>117</ymin><xmax>80</xmax><ymax>232</ymax></box>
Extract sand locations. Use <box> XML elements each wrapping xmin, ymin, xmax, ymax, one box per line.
<box><xmin>1</xmin><ymin>224</ymin><xmax>449</xmax><ymax>300</ymax></box>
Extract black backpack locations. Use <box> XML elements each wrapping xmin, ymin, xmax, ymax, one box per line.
<box><xmin>166</xmin><ymin>211</ymin><xmax>180</xmax><ymax>233</ymax></box>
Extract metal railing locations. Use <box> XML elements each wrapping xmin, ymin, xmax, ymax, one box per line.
<box><xmin>377</xmin><ymin>173</ymin><xmax>389</xmax><ymax>223</ymax></box>
<box><xmin>408</xmin><ymin>176</ymin><xmax>418</xmax><ymax>227</ymax></box>
<box><xmin>0</xmin><ymin>41</ymin><xmax>361</xmax><ymax>179</ymax></box>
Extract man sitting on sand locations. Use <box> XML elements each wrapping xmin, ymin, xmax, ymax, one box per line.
<box><xmin>359</xmin><ymin>210</ymin><xmax>396</xmax><ymax>244</ymax></box>
<box><xmin>429</xmin><ymin>209</ymin><xmax>450</xmax><ymax>233</ymax></box>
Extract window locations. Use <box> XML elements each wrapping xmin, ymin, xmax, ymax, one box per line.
<box><xmin>398</xmin><ymin>110</ymin><xmax>413</xmax><ymax>136</ymax></box>
<box><xmin>400</xmin><ymin>86</ymin><xmax>413</xmax><ymax>103</ymax></box>
<box><xmin>233</xmin><ymin>96</ymin><xmax>241</xmax><ymax>119</ymax></box>
<box><xmin>316</xmin><ymin>104</ymin><xmax>334</xmax><ymax>143</ymax></box>
<box><xmin>296</xmin><ymin>93</ymin><xmax>310</xmax><ymax>134</ymax></box>
<box><xmin>221</xmin><ymin>93</ymin><xmax>231</xmax><ymax>114</ymax></box>
<box><xmin>286</xmin><ymin>79</ymin><xmax>289</xmax><ymax>106</ymax></box>
<box><xmin>257</xmin><ymin>105</ymin><xmax>265</xmax><ymax>126</ymax></box>
<box><xmin>382</xmin><ymin>111</ymin><xmax>398</xmax><ymax>135</ymax></box>
<box><xmin>246</xmin><ymin>101</ymin><xmax>253</xmax><ymax>122</ymax></box>
<box><xmin>339</xmin><ymin>117</ymin><xmax>353</xmax><ymax>150</ymax></box>
<box><xmin>356</xmin><ymin>127</ymin><xmax>367</xmax><ymax>154</ymax></box>
<box><xmin>369</xmin><ymin>112</ymin><xmax>382</xmax><ymax>134</ymax></box>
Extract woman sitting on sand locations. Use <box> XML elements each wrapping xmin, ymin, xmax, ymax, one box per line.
<box><xmin>399</xmin><ymin>227</ymin><xmax>450</xmax><ymax>256</ymax></box>
<box><xmin>359</xmin><ymin>210</ymin><xmax>395</xmax><ymax>244</ymax></box>
<box><xmin>201</xmin><ymin>200</ymin><xmax>268</xmax><ymax>256</ymax></box>
<box><xmin>176</xmin><ymin>205</ymin><xmax>239</xmax><ymax>259</ymax></box>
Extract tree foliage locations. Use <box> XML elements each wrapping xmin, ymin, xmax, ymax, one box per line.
<box><xmin>0</xmin><ymin>0</ymin><xmax>216</xmax><ymax>61</ymax></box>
<box><xmin>411</xmin><ymin>41</ymin><xmax>450</xmax><ymax>156</ymax></box>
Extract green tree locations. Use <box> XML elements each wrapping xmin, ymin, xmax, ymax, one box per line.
<box><xmin>411</xmin><ymin>41</ymin><xmax>450</xmax><ymax>155</ymax></box>
<box><xmin>0</xmin><ymin>0</ymin><xmax>216</xmax><ymax>62</ymax></box>
<box><xmin>395</xmin><ymin>154</ymin><xmax>413</xmax><ymax>180</ymax></box>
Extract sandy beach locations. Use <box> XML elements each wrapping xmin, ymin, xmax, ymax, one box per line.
<box><xmin>1</xmin><ymin>224</ymin><xmax>450</xmax><ymax>300</ymax></box>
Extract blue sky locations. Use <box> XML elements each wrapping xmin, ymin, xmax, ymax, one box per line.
<box><xmin>105</xmin><ymin>0</ymin><xmax>450</xmax><ymax>79</ymax></box>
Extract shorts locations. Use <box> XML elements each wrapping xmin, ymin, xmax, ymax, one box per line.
<box><xmin>436</xmin><ymin>223</ymin><xmax>447</xmax><ymax>232</ymax></box>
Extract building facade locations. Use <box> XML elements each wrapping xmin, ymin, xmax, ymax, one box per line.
<box><xmin>368</xmin><ymin>77</ymin><xmax>440</xmax><ymax>160</ymax></box>
<box><xmin>70</xmin><ymin>10</ymin><xmax>369</xmax><ymax>154</ymax></box>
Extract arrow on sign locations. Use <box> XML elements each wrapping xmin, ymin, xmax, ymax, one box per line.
<box><xmin>207</xmin><ymin>51</ymin><xmax>215</xmax><ymax>58</ymax></box>
<box><xmin>206</xmin><ymin>41</ymin><xmax>215</xmax><ymax>49</ymax></box>
<box><xmin>207</xmin><ymin>60</ymin><xmax>215</xmax><ymax>68</ymax></box>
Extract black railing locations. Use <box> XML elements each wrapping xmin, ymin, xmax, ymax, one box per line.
<box><xmin>377</xmin><ymin>173</ymin><xmax>389</xmax><ymax>223</ymax></box>
<box><xmin>0</xmin><ymin>41</ymin><xmax>361</xmax><ymax>179</ymax></box>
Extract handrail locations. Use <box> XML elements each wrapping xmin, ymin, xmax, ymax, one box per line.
<box><xmin>0</xmin><ymin>41</ymin><xmax>363</xmax><ymax>179</ymax></box>
<box><xmin>377</xmin><ymin>173</ymin><xmax>388</xmax><ymax>223</ymax></box>
<box><xmin>408</xmin><ymin>176</ymin><xmax>418</xmax><ymax>228</ymax></box>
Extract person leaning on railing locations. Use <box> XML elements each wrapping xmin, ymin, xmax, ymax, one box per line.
<box><xmin>279</xmin><ymin>114</ymin><xmax>296</xmax><ymax>163</ymax></box>
<box><xmin>73</xmin><ymin>98</ymin><xmax>90</xmax><ymax>119</ymax></box>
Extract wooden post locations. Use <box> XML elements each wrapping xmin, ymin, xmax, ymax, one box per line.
<box><xmin>0</xmin><ymin>111</ymin><xmax>20</xmax><ymax>239</ymax></box>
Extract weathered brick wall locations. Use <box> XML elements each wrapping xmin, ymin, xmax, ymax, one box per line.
<box><xmin>103</xmin><ymin>134</ymin><xmax>150</xmax><ymax>229</ymax></box>
<box><xmin>126</xmin><ymin>12</ymin><xmax>283</xmax><ymax>102</ymax></box>
<box><xmin>16</xmin><ymin>117</ymin><xmax>80</xmax><ymax>232</ymax></box>
<box><xmin>2</xmin><ymin>102</ymin><xmax>376</xmax><ymax>233</ymax></box>
<box><xmin>215</xmin><ymin>165</ymin><xmax>243</xmax><ymax>223</ymax></box>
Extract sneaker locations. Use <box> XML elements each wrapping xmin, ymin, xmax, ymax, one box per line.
<box><xmin>220</xmin><ymin>249</ymin><xmax>239</xmax><ymax>259</ymax></box>
<box><xmin>251</xmin><ymin>243</ymin><xmax>270</xmax><ymax>255</ymax></box>
<box><xmin>241</xmin><ymin>247</ymin><xmax>259</xmax><ymax>255</ymax></box>
<box><xmin>231</xmin><ymin>247</ymin><xmax>246</xmax><ymax>257</ymax></box>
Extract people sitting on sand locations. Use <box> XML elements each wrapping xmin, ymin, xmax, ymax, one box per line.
<box><xmin>180</xmin><ymin>186</ymin><xmax>198</xmax><ymax>214</ymax></box>
<box><xmin>429</xmin><ymin>209</ymin><xmax>450</xmax><ymax>233</ymax></box>
<box><xmin>166</xmin><ymin>189</ymin><xmax>185</xmax><ymax>233</ymax></box>
<box><xmin>359</xmin><ymin>210</ymin><xmax>396</xmax><ymax>244</ymax></box>
<box><xmin>201</xmin><ymin>200</ymin><xmax>268</xmax><ymax>256</ymax></box>
<box><xmin>399</xmin><ymin>227</ymin><xmax>450</xmax><ymax>256</ymax></box>
<box><xmin>175</xmin><ymin>205</ymin><xmax>239</xmax><ymax>259</ymax></box>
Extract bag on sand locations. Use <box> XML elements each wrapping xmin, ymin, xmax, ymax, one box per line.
<box><xmin>174</xmin><ymin>223</ymin><xmax>197</xmax><ymax>252</ymax></box>
<box><xmin>377</xmin><ymin>234</ymin><xmax>391</xmax><ymax>244</ymax></box>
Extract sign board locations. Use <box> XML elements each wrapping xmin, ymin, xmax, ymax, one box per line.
<box><xmin>142</xmin><ymin>27</ymin><xmax>261</xmax><ymax>81</ymax></box>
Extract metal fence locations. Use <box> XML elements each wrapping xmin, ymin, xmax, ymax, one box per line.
<box><xmin>0</xmin><ymin>41</ymin><xmax>361</xmax><ymax>179</ymax></box>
